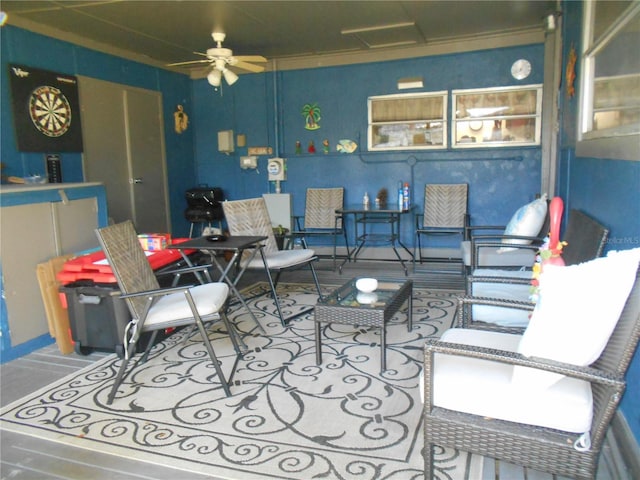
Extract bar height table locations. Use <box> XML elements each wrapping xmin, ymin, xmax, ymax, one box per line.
<box><xmin>336</xmin><ymin>204</ymin><xmax>414</xmax><ymax>274</ymax></box>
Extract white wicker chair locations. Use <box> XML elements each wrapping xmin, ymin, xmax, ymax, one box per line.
<box><xmin>223</xmin><ymin>197</ymin><xmax>323</xmax><ymax>326</ymax></box>
<box><xmin>414</xmin><ymin>184</ymin><xmax>469</xmax><ymax>273</ymax></box>
<box><xmin>289</xmin><ymin>187</ymin><xmax>350</xmax><ymax>270</ymax></box>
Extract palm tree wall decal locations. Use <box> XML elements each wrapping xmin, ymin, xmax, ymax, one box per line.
<box><xmin>302</xmin><ymin>103</ymin><xmax>321</xmax><ymax>130</ymax></box>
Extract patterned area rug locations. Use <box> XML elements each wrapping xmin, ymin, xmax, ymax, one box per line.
<box><xmin>0</xmin><ymin>283</ymin><xmax>482</xmax><ymax>480</ymax></box>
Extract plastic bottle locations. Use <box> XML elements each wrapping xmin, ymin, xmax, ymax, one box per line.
<box><xmin>363</xmin><ymin>191</ymin><xmax>370</xmax><ymax>208</ymax></box>
<box><xmin>403</xmin><ymin>182</ymin><xmax>410</xmax><ymax>211</ymax></box>
<box><xmin>397</xmin><ymin>181</ymin><xmax>404</xmax><ymax>208</ymax></box>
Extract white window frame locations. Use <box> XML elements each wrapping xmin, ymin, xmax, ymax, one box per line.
<box><xmin>577</xmin><ymin>1</ymin><xmax>640</xmax><ymax>160</ymax></box>
<box><xmin>451</xmin><ymin>85</ymin><xmax>543</xmax><ymax>148</ymax></box>
<box><xmin>367</xmin><ymin>92</ymin><xmax>448</xmax><ymax>151</ymax></box>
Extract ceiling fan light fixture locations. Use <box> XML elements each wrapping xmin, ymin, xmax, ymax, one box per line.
<box><xmin>173</xmin><ymin>30</ymin><xmax>262</xmax><ymax>87</ymax></box>
<box><xmin>207</xmin><ymin>69</ymin><xmax>222</xmax><ymax>87</ymax></box>
<box><xmin>223</xmin><ymin>69</ymin><xmax>239</xmax><ymax>85</ymax></box>
<box><xmin>212</xmin><ymin>32</ymin><xmax>226</xmax><ymax>44</ymax></box>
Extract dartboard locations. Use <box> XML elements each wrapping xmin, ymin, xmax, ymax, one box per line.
<box><xmin>29</xmin><ymin>85</ymin><xmax>72</xmax><ymax>137</ymax></box>
<box><xmin>9</xmin><ymin>64</ymin><xmax>83</xmax><ymax>152</ymax></box>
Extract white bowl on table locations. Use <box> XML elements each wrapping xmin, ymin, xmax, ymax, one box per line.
<box><xmin>355</xmin><ymin>278</ymin><xmax>378</xmax><ymax>293</ymax></box>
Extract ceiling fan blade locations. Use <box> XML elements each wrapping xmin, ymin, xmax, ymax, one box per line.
<box><xmin>234</xmin><ymin>55</ymin><xmax>267</xmax><ymax>63</ymax></box>
<box><xmin>231</xmin><ymin>61</ymin><xmax>265</xmax><ymax>73</ymax></box>
<box><xmin>167</xmin><ymin>59</ymin><xmax>211</xmax><ymax>67</ymax></box>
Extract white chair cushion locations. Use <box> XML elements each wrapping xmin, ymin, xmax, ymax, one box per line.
<box><xmin>472</xmin><ymin>268</ymin><xmax>533</xmax><ymax>279</ymax></box>
<box><xmin>513</xmin><ymin>248</ymin><xmax>640</xmax><ymax>390</ymax></box>
<box><xmin>461</xmin><ymin>241</ymin><xmax>536</xmax><ymax>267</ymax></box>
<box><xmin>498</xmin><ymin>195</ymin><xmax>547</xmax><ymax>252</ymax></box>
<box><xmin>244</xmin><ymin>248</ymin><xmax>316</xmax><ymax>269</ymax></box>
<box><xmin>470</xmin><ymin>269</ymin><xmax>533</xmax><ymax>327</ymax></box>
<box><xmin>144</xmin><ymin>282</ymin><xmax>229</xmax><ymax>328</ymax></box>
<box><xmin>432</xmin><ymin>328</ymin><xmax>593</xmax><ymax>434</ymax></box>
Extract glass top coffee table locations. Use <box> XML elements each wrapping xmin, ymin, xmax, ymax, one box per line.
<box><xmin>314</xmin><ymin>277</ymin><xmax>413</xmax><ymax>372</ymax></box>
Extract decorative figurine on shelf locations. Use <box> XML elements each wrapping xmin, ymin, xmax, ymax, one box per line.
<box><xmin>302</xmin><ymin>103</ymin><xmax>321</xmax><ymax>130</ymax></box>
<box><xmin>173</xmin><ymin>104</ymin><xmax>189</xmax><ymax>134</ymax></box>
<box><xmin>295</xmin><ymin>140</ymin><xmax>302</xmax><ymax>154</ymax></box>
<box><xmin>308</xmin><ymin>140</ymin><xmax>316</xmax><ymax>153</ymax></box>
<box><xmin>336</xmin><ymin>139</ymin><xmax>357</xmax><ymax>153</ymax></box>
<box><xmin>376</xmin><ymin>188</ymin><xmax>388</xmax><ymax>208</ymax></box>
<box><xmin>322</xmin><ymin>139</ymin><xmax>329</xmax><ymax>154</ymax></box>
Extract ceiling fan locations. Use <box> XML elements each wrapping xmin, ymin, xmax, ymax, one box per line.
<box><xmin>168</xmin><ymin>32</ymin><xmax>267</xmax><ymax>86</ymax></box>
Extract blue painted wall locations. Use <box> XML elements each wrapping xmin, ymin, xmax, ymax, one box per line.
<box><xmin>193</xmin><ymin>45</ymin><xmax>545</xmax><ymax>247</ymax></box>
<box><xmin>0</xmin><ymin>25</ymin><xmax>196</xmax><ymax>236</ymax></box>
<box><xmin>1</xmin><ymin>23</ymin><xmax>545</xmax><ymax>241</ymax></box>
<box><xmin>557</xmin><ymin>0</ymin><xmax>640</xmax><ymax>446</ymax></box>
<box><xmin>561</xmin><ymin>153</ymin><xmax>640</xmax><ymax>444</ymax></box>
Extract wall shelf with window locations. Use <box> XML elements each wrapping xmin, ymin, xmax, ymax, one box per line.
<box><xmin>452</xmin><ymin>85</ymin><xmax>543</xmax><ymax>148</ymax></box>
<box><xmin>368</xmin><ymin>92</ymin><xmax>448</xmax><ymax>151</ymax></box>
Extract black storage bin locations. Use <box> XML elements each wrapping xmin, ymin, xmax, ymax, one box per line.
<box><xmin>61</xmin><ymin>282</ymin><xmax>132</xmax><ymax>358</ymax></box>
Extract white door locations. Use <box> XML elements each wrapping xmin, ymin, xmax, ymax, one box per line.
<box><xmin>79</xmin><ymin>76</ymin><xmax>170</xmax><ymax>233</ymax></box>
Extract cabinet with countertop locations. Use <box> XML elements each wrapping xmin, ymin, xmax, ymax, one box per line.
<box><xmin>0</xmin><ymin>183</ymin><xmax>108</xmax><ymax>362</ymax></box>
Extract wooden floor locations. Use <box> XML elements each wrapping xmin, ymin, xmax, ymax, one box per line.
<box><xmin>0</xmin><ymin>258</ymin><xmax>628</xmax><ymax>479</ymax></box>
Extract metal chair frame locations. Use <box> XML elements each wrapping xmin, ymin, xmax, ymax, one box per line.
<box><xmin>223</xmin><ymin>197</ymin><xmax>323</xmax><ymax>326</ymax></box>
<box><xmin>414</xmin><ymin>184</ymin><xmax>469</xmax><ymax>273</ymax></box>
<box><xmin>96</xmin><ymin>220</ymin><xmax>241</xmax><ymax>404</ymax></box>
<box><xmin>461</xmin><ymin>198</ymin><xmax>552</xmax><ymax>279</ymax></box>
<box><xmin>462</xmin><ymin>209</ymin><xmax>610</xmax><ymax>332</ymax></box>
<box><xmin>289</xmin><ymin>187</ymin><xmax>351</xmax><ymax>271</ymax></box>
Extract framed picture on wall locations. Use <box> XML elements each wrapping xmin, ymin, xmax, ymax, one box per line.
<box><xmin>8</xmin><ymin>64</ymin><xmax>83</xmax><ymax>152</ymax></box>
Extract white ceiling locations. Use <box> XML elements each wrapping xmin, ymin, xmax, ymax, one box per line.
<box><xmin>2</xmin><ymin>1</ymin><xmax>557</xmax><ymax>74</ymax></box>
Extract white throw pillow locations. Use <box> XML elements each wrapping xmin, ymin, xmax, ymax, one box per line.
<box><xmin>498</xmin><ymin>195</ymin><xmax>548</xmax><ymax>253</ymax></box>
<box><xmin>512</xmin><ymin>248</ymin><xmax>640</xmax><ymax>390</ymax></box>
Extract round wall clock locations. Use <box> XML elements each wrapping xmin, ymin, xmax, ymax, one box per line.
<box><xmin>469</xmin><ymin>120</ymin><xmax>483</xmax><ymax>131</ymax></box>
<box><xmin>511</xmin><ymin>59</ymin><xmax>532</xmax><ymax>80</ymax></box>
<box><xmin>29</xmin><ymin>85</ymin><xmax>72</xmax><ymax>137</ymax></box>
